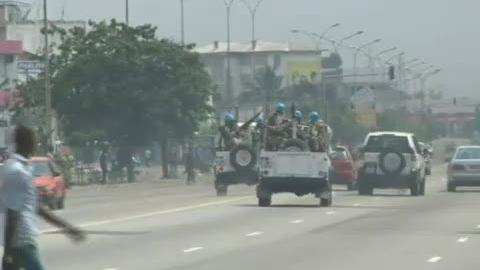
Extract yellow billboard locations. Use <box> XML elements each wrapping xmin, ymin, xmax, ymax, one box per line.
<box><xmin>288</xmin><ymin>61</ymin><xmax>322</xmax><ymax>84</ymax></box>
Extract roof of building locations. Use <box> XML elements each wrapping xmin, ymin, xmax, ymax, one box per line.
<box><xmin>0</xmin><ymin>40</ymin><xmax>23</xmax><ymax>54</ymax></box>
<box><xmin>193</xmin><ymin>41</ymin><xmax>317</xmax><ymax>54</ymax></box>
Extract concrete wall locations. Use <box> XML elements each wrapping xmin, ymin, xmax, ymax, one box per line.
<box><xmin>0</xmin><ymin>54</ymin><xmax>16</xmax><ymax>89</ymax></box>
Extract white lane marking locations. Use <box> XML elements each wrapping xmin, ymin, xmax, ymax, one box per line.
<box><xmin>457</xmin><ymin>237</ymin><xmax>469</xmax><ymax>243</ymax></box>
<box><xmin>102</xmin><ymin>268</ymin><xmax>119</xmax><ymax>270</ymax></box>
<box><xmin>353</xmin><ymin>203</ymin><xmax>360</xmax><ymax>207</ymax></box>
<box><xmin>290</xmin><ymin>219</ymin><xmax>304</xmax><ymax>224</ymax></box>
<box><xmin>41</xmin><ymin>196</ymin><xmax>251</xmax><ymax>233</ymax></box>
<box><xmin>326</xmin><ymin>211</ymin><xmax>336</xmax><ymax>215</ymax></box>
<box><xmin>245</xmin><ymin>231</ymin><xmax>263</xmax><ymax>237</ymax></box>
<box><xmin>183</xmin><ymin>247</ymin><xmax>204</xmax><ymax>253</ymax></box>
<box><xmin>427</xmin><ymin>256</ymin><xmax>442</xmax><ymax>263</ymax></box>
<box><xmin>374</xmin><ymin>197</ymin><xmax>381</xmax><ymax>201</ymax></box>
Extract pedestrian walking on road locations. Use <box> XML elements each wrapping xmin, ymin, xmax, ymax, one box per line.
<box><xmin>2</xmin><ymin>125</ymin><xmax>86</xmax><ymax>270</ymax></box>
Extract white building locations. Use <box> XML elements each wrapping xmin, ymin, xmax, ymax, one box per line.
<box><xmin>0</xmin><ymin>1</ymin><xmax>85</xmax><ymax>89</ymax></box>
<box><xmin>193</xmin><ymin>41</ymin><xmax>323</xmax><ymax>100</ymax></box>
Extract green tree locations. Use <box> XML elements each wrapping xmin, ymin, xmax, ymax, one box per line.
<box><xmin>18</xmin><ymin>20</ymin><xmax>214</xmax><ymax>179</ymax></box>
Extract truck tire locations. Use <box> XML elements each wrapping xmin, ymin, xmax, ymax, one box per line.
<box><xmin>358</xmin><ymin>179</ymin><xmax>373</xmax><ymax>195</ymax></box>
<box><xmin>257</xmin><ymin>183</ymin><xmax>271</xmax><ymax>207</ymax></box>
<box><xmin>447</xmin><ymin>182</ymin><xmax>456</xmax><ymax>192</ymax></box>
<box><xmin>230</xmin><ymin>144</ymin><xmax>257</xmax><ymax>172</ymax></box>
<box><xmin>419</xmin><ymin>178</ymin><xmax>426</xmax><ymax>196</ymax></box>
<box><xmin>320</xmin><ymin>197</ymin><xmax>332</xmax><ymax>207</ymax></box>
<box><xmin>378</xmin><ymin>149</ymin><xmax>406</xmax><ymax>176</ymax></box>
<box><xmin>281</xmin><ymin>138</ymin><xmax>310</xmax><ymax>152</ymax></box>
<box><xmin>258</xmin><ymin>197</ymin><xmax>271</xmax><ymax>207</ymax></box>
<box><xmin>410</xmin><ymin>179</ymin><xmax>420</xmax><ymax>196</ymax></box>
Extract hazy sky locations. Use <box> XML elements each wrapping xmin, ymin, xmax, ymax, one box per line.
<box><xmin>36</xmin><ymin>0</ymin><xmax>479</xmax><ymax>97</ymax></box>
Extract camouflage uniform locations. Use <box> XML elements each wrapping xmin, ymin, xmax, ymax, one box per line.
<box><xmin>266</xmin><ymin>112</ymin><xmax>289</xmax><ymax>151</ymax></box>
<box><xmin>308</xmin><ymin>122</ymin><xmax>331</xmax><ymax>152</ymax></box>
<box><xmin>252</xmin><ymin>123</ymin><xmax>264</xmax><ymax>151</ymax></box>
<box><xmin>218</xmin><ymin>124</ymin><xmax>238</xmax><ymax>151</ymax></box>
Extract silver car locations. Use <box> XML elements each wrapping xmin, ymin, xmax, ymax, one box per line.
<box><xmin>447</xmin><ymin>146</ymin><xmax>480</xmax><ymax>192</ymax></box>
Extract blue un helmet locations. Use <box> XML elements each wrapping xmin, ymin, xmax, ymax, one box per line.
<box><xmin>294</xmin><ymin>110</ymin><xmax>303</xmax><ymax>120</ymax></box>
<box><xmin>309</xmin><ymin>111</ymin><xmax>320</xmax><ymax>124</ymax></box>
<box><xmin>276</xmin><ymin>103</ymin><xmax>286</xmax><ymax>114</ymax></box>
<box><xmin>224</xmin><ymin>112</ymin><xmax>236</xmax><ymax>125</ymax></box>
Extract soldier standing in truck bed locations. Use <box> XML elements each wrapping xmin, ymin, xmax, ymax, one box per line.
<box><xmin>218</xmin><ymin>113</ymin><xmax>238</xmax><ymax>151</ymax></box>
<box><xmin>266</xmin><ymin>103</ymin><xmax>289</xmax><ymax>151</ymax></box>
<box><xmin>308</xmin><ymin>112</ymin><xmax>332</xmax><ymax>152</ymax></box>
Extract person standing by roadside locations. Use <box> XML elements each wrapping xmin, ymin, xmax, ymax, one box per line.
<box><xmin>2</xmin><ymin>125</ymin><xmax>85</xmax><ymax>270</ymax></box>
<box><xmin>99</xmin><ymin>146</ymin><xmax>109</xmax><ymax>184</ymax></box>
<box><xmin>144</xmin><ymin>148</ymin><xmax>152</xmax><ymax>168</ymax></box>
<box><xmin>184</xmin><ymin>139</ymin><xmax>196</xmax><ymax>185</ymax></box>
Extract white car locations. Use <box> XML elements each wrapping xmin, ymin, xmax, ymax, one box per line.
<box><xmin>358</xmin><ymin>132</ymin><xmax>427</xmax><ymax>196</ymax></box>
<box><xmin>447</xmin><ymin>146</ymin><xmax>480</xmax><ymax>192</ymax></box>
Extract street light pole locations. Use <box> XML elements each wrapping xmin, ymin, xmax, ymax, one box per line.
<box><xmin>420</xmin><ymin>69</ymin><xmax>441</xmax><ymax>108</ymax></box>
<box><xmin>353</xmin><ymin>39</ymin><xmax>381</xmax><ymax>84</ymax></box>
<box><xmin>405</xmin><ymin>58</ymin><xmax>419</xmax><ymax>65</ymax></box>
<box><xmin>385</xmin><ymin>51</ymin><xmax>405</xmax><ymax>64</ymax></box>
<box><xmin>223</xmin><ymin>0</ymin><xmax>234</xmax><ymax>104</ymax></box>
<box><xmin>180</xmin><ymin>0</ymin><xmax>185</xmax><ymax>44</ymax></box>
<box><xmin>125</xmin><ymin>0</ymin><xmax>129</xmax><ymax>25</ymax></box>
<box><xmin>376</xmin><ymin>47</ymin><xmax>397</xmax><ymax>57</ymax></box>
<box><xmin>336</xmin><ymin>30</ymin><xmax>364</xmax><ymax>52</ymax></box>
<box><xmin>376</xmin><ymin>47</ymin><xmax>396</xmax><ymax>78</ymax></box>
<box><xmin>43</xmin><ymin>0</ymin><xmax>51</xmax><ymax>140</ymax></box>
<box><xmin>407</xmin><ymin>61</ymin><xmax>426</xmax><ymax>69</ymax></box>
<box><xmin>240</xmin><ymin>0</ymin><xmax>264</xmax><ymax>89</ymax></box>
<box><xmin>314</xmin><ymin>23</ymin><xmax>340</xmax><ymax>50</ymax></box>
<box><xmin>291</xmin><ymin>29</ymin><xmax>320</xmax><ymax>50</ymax></box>
<box><xmin>384</xmin><ymin>52</ymin><xmax>404</xmax><ymax>83</ymax></box>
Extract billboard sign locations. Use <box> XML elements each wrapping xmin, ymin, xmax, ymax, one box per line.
<box><xmin>288</xmin><ymin>61</ymin><xmax>322</xmax><ymax>84</ymax></box>
<box><xmin>17</xmin><ymin>61</ymin><xmax>44</xmax><ymax>76</ymax></box>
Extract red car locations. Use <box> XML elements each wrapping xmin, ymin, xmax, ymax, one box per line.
<box><xmin>32</xmin><ymin>157</ymin><xmax>66</xmax><ymax>210</ymax></box>
<box><xmin>331</xmin><ymin>146</ymin><xmax>358</xmax><ymax>190</ymax></box>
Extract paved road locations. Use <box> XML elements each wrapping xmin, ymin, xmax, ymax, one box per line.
<box><xmin>6</xmin><ymin>164</ymin><xmax>480</xmax><ymax>270</ymax></box>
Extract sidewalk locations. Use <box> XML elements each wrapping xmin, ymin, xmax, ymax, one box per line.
<box><xmin>69</xmin><ymin>165</ymin><xmax>214</xmax><ymax>192</ymax></box>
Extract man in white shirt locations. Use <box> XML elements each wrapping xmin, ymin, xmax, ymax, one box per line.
<box><xmin>2</xmin><ymin>125</ymin><xmax>85</xmax><ymax>270</ymax></box>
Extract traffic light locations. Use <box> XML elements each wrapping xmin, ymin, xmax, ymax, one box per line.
<box><xmin>453</xmin><ymin>97</ymin><xmax>457</xmax><ymax>105</ymax></box>
<box><xmin>388</xmin><ymin>66</ymin><xmax>395</xmax><ymax>80</ymax></box>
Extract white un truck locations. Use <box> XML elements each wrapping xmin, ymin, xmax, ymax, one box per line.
<box><xmin>257</xmin><ymin>123</ymin><xmax>333</xmax><ymax>207</ymax></box>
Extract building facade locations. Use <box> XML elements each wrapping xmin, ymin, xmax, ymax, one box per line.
<box><xmin>194</xmin><ymin>41</ymin><xmax>322</xmax><ymax>101</ymax></box>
